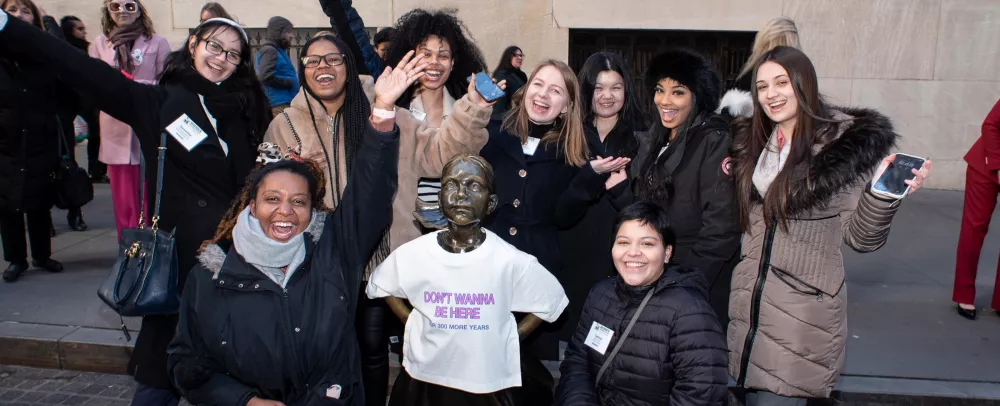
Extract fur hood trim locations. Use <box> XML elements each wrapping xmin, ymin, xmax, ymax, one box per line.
<box><xmin>716</xmin><ymin>89</ymin><xmax>754</xmax><ymax>118</ymax></box>
<box><xmin>645</xmin><ymin>49</ymin><xmax>722</xmax><ymax>115</ymax></box>
<box><xmin>197</xmin><ymin>211</ymin><xmax>328</xmax><ymax>276</ymax></box>
<box><xmin>732</xmin><ymin>107</ymin><xmax>898</xmax><ymax>216</ymax></box>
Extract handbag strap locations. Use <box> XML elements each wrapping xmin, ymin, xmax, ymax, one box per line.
<box><xmin>54</xmin><ymin>116</ymin><xmax>69</xmax><ymax>158</ymax></box>
<box><xmin>151</xmin><ymin>132</ymin><xmax>167</xmax><ymax>230</ymax></box>
<box><xmin>595</xmin><ymin>286</ymin><xmax>656</xmax><ymax>386</ymax></box>
<box><xmin>281</xmin><ymin>111</ymin><xmax>303</xmax><ymax>154</ymax></box>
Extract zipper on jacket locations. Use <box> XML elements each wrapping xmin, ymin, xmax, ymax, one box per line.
<box><xmin>737</xmin><ymin>226</ymin><xmax>776</xmax><ymax>387</ymax></box>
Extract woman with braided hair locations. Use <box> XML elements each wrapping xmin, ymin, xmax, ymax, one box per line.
<box><xmin>167</xmin><ymin>47</ymin><xmax>425</xmax><ymax>405</ymax></box>
<box><xmin>264</xmin><ymin>25</ymin><xmax>501</xmax><ymax>406</ymax></box>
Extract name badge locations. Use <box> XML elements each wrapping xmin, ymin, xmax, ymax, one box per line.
<box><xmin>326</xmin><ymin>384</ymin><xmax>342</xmax><ymax>399</ymax></box>
<box><xmin>584</xmin><ymin>321</ymin><xmax>614</xmax><ymax>355</ymax></box>
<box><xmin>165</xmin><ymin>114</ymin><xmax>209</xmax><ymax>151</ymax></box>
<box><xmin>522</xmin><ymin>137</ymin><xmax>541</xmax><ymax>156</ymax></box>
<box><xmin>411</xmin><ymin>109</ymin><xmax>427</xmax><ymax>122</ymax></box>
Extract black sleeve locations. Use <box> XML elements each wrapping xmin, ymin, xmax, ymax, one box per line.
<box><xmin>167</xmin><ymin>271</ymin><xmax>259</xmax><ymax>406</ymax></box>
<box><xmin>554</xmin><ymin>163</ymin><xmax>609</xmax><ymax>229</ymax></box>
<box><xmin>0</xmin><ymin>13</ymin><xmax>159</xmax><ymax>135</ymax></box>
<box><xmin>555</xmin><ymin>291</ymin><xmax>600</xmax><ymax>406</ymax></box>
<box><xmin>668</xmin><ymin>292</ymin><xmax>730</xmax><ymax>406</ymax></box>
<box><xmin>606</xmin><ymin>177</ymin><xmax>634</xmax><ymax>211</ymax></box>
<box><xmin>330</xmin><ymin>122</ymin><xmax>400</xmax><ymax>273</ymax></box>
<box><xmin>256</xmin><ymin>45</ymin><xmax>294</xmax><ymax>89</ymax></box>
<box><xmin>318</xmin><ymin>0</ymin><xmax>378</xmax><ymax>76</ymax></box>
<box><xmin>685</xmin><ymin>132</ymin><xmax>741</xmax><ymax>283</ymax></box>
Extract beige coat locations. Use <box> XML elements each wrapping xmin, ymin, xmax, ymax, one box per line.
<box><xmin>727</xmin><ymin>108</ymin><xmax>901</xmax><ymax>398</ymax></box>
<box><xmin>264</xmin><ymin>78</ymin><xmax>492</xmax><ymax>277</ymax></box>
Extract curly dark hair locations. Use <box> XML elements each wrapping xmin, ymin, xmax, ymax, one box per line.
<box><xmin>383</xmin><ymin>8</ymin><xmax>487</xmax><ymax>109</ymax></box>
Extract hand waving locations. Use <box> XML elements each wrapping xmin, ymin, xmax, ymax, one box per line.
<box><xmin>373</xmin><ymin>50</ymin><xmax>427</xmax><ymax>111</ymax></box>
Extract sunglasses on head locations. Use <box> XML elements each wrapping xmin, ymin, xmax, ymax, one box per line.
<box><xmin>107</xmin><ymin>1</ymin><xmax>138</xmax><ymax>13</ymax></box>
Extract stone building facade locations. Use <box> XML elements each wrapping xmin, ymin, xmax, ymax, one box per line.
<box><xmin>34</xmin><ymin>0</ymin><xmax>1000</xmax><ymax>189</ymax></box>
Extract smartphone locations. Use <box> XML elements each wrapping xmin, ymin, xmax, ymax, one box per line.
<box><xmin>871</xmin><ymin>153</ymin><xmax>925</xmax><ymax>199</ymax></box>
<box><xmin>474</xmin><ymin>72</ymin><xmax>506</xmax><ymax>103</ymax></box>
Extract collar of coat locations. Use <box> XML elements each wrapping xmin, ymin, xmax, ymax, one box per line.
<box><xmin>197</xmin><ymin>211</ymin><xmax>328</xmax><ymax>277</ymax></box>
<box><xmin>732</xmin><ymin>106</ymin><xmax>898</xmax><ymax>217</ymax></box>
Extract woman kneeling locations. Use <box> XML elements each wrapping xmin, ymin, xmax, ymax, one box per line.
<box><xmin>556</xmin><ymin>201</ymin><xmax>729</xmax><ymax>406</ymax></box>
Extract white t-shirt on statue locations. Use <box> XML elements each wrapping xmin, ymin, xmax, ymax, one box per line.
<box><xmin>367</xmin><ymin>229</ymin><xmax>568</xmax><ymax>394</ymax></box>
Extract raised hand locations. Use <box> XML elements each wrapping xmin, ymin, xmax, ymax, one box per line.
<box><xmin>467</xmin><ymin>76</ymin><xmax>508</xmax><ymax>108</ymax></box>
<box><xmin>870</xmin><ymin>154</ymin><xmax>932</xmax><ymax>198</ymax></box>
<box><xmin>590</xmin><ymin>156</ymin><xmax>631</xmax><ymax>175</ymax></box>
<box><xmin>372</xmin><ymin>50</ymin><xmax>427</xmax><ymax>111</ymax></box>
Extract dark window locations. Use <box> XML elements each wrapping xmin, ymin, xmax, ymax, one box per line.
<box><xmin>569</xmin><ymin>28</ymin><xmax>755</xmax><ymax>113</ymax></box>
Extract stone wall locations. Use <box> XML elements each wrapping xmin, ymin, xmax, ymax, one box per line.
<box><xmin>32</xmin><ymin>0</ymin><xmax>1000</xmax><ymax>189</ymax></box>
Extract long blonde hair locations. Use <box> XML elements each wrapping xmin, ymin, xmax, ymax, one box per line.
<box><xmin>739</xmin><ymin>17</ymin><xmax>800</xmax><ymax>78</ymax></box>
<box><xmin>502</xmin><ymin>59</ymin><xmax>588</xmax><ymax>167</ymax></box>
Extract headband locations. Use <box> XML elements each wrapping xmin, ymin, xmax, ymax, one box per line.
<box><xmin>197</xmin><ymin>17</ymin><xmax>248</xmax><ymax>42</ymax></box>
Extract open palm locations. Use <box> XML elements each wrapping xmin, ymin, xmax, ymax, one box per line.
<box><xmin>373</xmin><ymin>50</ymin><xmax>428</xmax><ymax>110</ymax></box>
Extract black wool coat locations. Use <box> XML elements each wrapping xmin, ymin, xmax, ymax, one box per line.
<box><xmin>608</xmin><ymin>113</ymin><xmax>741</xmax><ymax>329</ymax></box>
<box><xmin>556</xmin><ymin>266</ymin><xmax>729</xmax><ymax>406</ymax></box>
<box><xmin>0</xmin><ymin>15</ymin><xmax>269</xmax><ymax>388</ymax></box>
<box><xmin>490</xmin><ymin>68</ymin><xmax>528</xmax><ymax>121</ymax></box>
<box><xmin>479</xmin><ymin>121</ymin><xmax>607</xmax><ymax>360</ymax></box>
<box><xmin>557</xmin><ymin>121</ymin><xmax>641</xmax><ymax>339</ymax></box>
<box><xmin>167</xmin><ymin>126</ymin><xmax>398</xmax><ymax>406</ymax></box>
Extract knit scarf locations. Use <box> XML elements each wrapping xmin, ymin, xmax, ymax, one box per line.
<box><xmin>232</xmin><ymin>206</ymin><xmax>318</xmax><ymax>288</ymax></box>
<box><xmin>108</xmin><ymin>21</ymin><xmax>144</xmax><ymax>74</ymax></box>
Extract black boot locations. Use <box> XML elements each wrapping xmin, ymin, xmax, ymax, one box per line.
<box><xmin>67</xmin><ymin>209</ymin><xmax>88</xmax><ymax>232</ymax></box>
<box><xmin>31</xmin><ymin>258</ymin><xmax>63</xmax><ymax>273</ymax></box>
<box><xmin>3</xmin><ymin>262</ymin><xmax>28</xmax><ymax>282</ymax></box>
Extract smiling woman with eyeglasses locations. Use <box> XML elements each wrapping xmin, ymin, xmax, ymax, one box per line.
<box><xmin>0</xmin><ymin>11</ymin><xmax>271</xmax><ymax>406</ymax></box>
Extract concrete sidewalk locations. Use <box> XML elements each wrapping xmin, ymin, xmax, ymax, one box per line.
<box><xmin>1</xmin><ymin>151</ymin><xmax>1000</xmax><ymax>402</ymax></box>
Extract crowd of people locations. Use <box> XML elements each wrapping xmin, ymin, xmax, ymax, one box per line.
<box><xmin>0</xmin><ymin>1</ymin><xmax>943</xmax><ymax>405</ymax></box>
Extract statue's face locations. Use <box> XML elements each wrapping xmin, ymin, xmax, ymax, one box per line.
<box><xmin>439</xmin><ymin>160</ymin><xmax>496</xmax><ymax>226</ymax></box>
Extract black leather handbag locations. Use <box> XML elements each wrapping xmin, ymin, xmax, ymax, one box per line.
<box><xmin>53</xmin><ymin>117</ymin><xmax>94</xmax><ymax>210</ymax></box>
<box><xmin>98</xmin><ymin>133</ymin><xmax>179</xmax><ymax>341</ymax></box>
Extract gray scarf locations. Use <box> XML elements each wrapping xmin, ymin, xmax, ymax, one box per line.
<box><xmin>232</xmin><ymin>206</ymin><xmax>317</xmax><ymax>288</ymax></box>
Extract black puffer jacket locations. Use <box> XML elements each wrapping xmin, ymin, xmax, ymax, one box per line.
<box><xmin>556</xmin><ymin>265</ymin><xmax>728</xmax><ymax>406</ymax></box>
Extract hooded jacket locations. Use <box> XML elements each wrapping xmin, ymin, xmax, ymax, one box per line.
<box><xmin>167</xmin><ymin>121</ymin><xmax>399</xmax><ymax>406</ymax></box>
<box><xmin>728</xmin><ymin>107</ymin><xmax>900</xmax><ymax>398</ymax></box>
<box><xmin>556</xmin><ymin>265</ymin><xmax>729</xmax><ymax>406</ymax></box>
<box><xmin>257</xmin><ymin>16</ymin><xmax>298</xmax><ymax>107</ymax></box>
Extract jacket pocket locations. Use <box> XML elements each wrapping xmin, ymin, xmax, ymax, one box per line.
<box><xmin>770</xmin><ymin>265</ymin><xmax>844</xmax><ymax>300</ymax></box>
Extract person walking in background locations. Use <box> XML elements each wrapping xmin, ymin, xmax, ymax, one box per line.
<box><xmin>728</xmin><ymin>46</ymin><xmax>930</xmax><ymax>404</ymax></box>
<box><xmin>0</xmin><ymin>0</ymin><xmax>66</xmax><ymax>282</ymax></box>
<box><xmin>60</xmin><ymin>15</ymin><xmax>108</xmax><ymax>184</ymax></box>
<box><xmin>90</xmin><ymin>0</ymin><xmax>169</xmax><ymax>240</ymax></box>
<box><xmin>199</xmin><ymin>2</ymin><xmax>232</xmax><ymax>23</ymax></box>
<box><xmin>954</xmin><ymin>97</ymin><xmax>1000</xmax><ymax>320</ymax></box>
<box><xmin>556</xmin><ymin>201</ymin><xmax>729</xmax><ymax>406</ymax></box>
<box><xmin>48</xmin><ymin>15</ymin><xmax>90</xmax><ymax>232</ymax></box>
<box><xmin>558</xmin><ymin>51</ymin><xmax>643</xmax><ymax>339</ymax></box>
<box><xmin>490</xmin><ymin>45</ymin><xmax>527</xmax><ymax>121</ymax></box>
<box><xmin>373</xmin><ymin>27</ymin><xmax>394</xmax><ymax>62</ymax></box>
<box><xmin>257</xmin><ymin>16</ymin><xmax>298</xmax><ymax>117</ymax></box>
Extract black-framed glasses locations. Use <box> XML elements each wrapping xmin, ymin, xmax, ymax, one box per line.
<box><xmin>513</xmin><ymin>53</ymin><xmax>525</xmax><ymax>58</ymax></box>
<box><xmin>301</xmin><ymin>53</ymin><xmax>346</xmax><ymax>68</ymax></box>
<box><xmin>107</xmin><ymin>1</ymin><xmax>138</xmax><ymax>13</ymax></box>
<box><xmin>203</xmin><ymin>39</ymin><xmax>241</xmax><ymax>65</ymax></box>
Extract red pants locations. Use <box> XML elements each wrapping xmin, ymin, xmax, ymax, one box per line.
<box><xmin>108</xmin><ymin>164</ymin><xmax>146</xmax><ymax>241</ymax></box>
<box><xmin>953</xmin><ymin>165</ymin><xmax>1000</xmax><ymax>310</ymax></box>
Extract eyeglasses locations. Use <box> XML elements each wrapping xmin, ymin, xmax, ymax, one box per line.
<box><xmin>301</xmin><ymin>53</ymin><xmax>346</xmax><ymax>68</ymax></box>
<box><xmin>107</xmin><ymin>1</ymin><xmax>138</xmax><ymax>13</ymax></box>
<box><xmin>203</xmin><ymin>39</ymin><xmax>241</xmax><ymax>65</ymax></box>
<box><xmin>513</xmin><ymin>53</ymin><xmax>525</xmax><ymax>58</ymax></box>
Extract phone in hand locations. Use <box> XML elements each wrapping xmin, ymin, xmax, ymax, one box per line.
<box><xmin>473</xmin><ymin>72</ymin><xmax>506</xmax><ymax>103</ymax></box>
<box><xmin>871</xmin><ymin>153</ymin><xmax>925</xmax><ymax>199</ymax></box>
